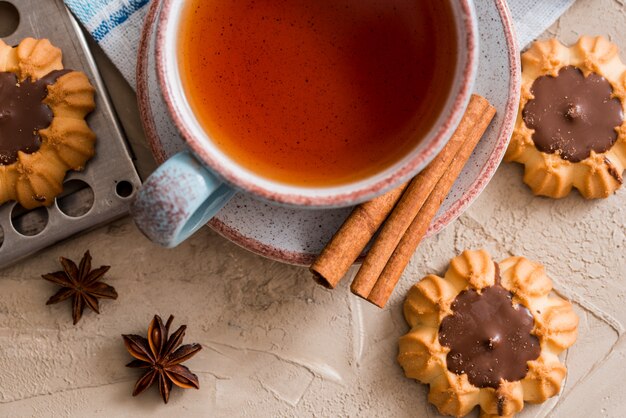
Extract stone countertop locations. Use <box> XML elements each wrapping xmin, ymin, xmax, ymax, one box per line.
<box><xmin>0</xmin><ymin>0</ymin><xmax>625</xmax><ymax>417</ymax></box>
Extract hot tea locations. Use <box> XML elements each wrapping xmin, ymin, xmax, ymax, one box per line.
<box><xmin>179</xmin><ymin>0</ymin><xmax>458</xmax><ymax>186</ymax></box>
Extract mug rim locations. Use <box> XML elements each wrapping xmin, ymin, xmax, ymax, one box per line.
<box><xmin>155</xmin><ymin>0</ymin><xmax>479</xmax><ymax>208</ymax></box>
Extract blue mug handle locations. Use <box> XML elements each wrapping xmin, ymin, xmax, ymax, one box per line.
<box><xmin>131</xmin><ymin>151</ymin><xmax>236</xmax><ymax>247</ymax></box>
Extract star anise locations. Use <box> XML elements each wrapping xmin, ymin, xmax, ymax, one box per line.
<box><xmin>42</xmin><ymin>251</ymin><xmax>117</xmax><ymax>325</ymax></box>
<box><xmin>122</xmin><ymin>315</ymin><xmax>202</xmax><ymax>404</ymax></box>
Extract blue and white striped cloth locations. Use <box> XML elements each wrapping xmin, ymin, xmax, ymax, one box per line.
<box><xmin>65</xmin><ymin>0</ymin><xmax>150</xmax><ymax>88</ymax></box>
<box><xmin>63</xmin><ymin>0</ymin><xmax>575</xmax><ymax>90</ymax></box>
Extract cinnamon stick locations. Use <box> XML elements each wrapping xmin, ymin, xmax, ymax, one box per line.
<box><xmin>310</xmin><ymin>182</ymin><xmax>409</xmax><ymax>288</ymax></box>
<box><xmin>350</xmin><ymin>95</ymin><xmax>493</xmax><ymax>299</ymax></box>
<box><xmin>365</xmin><ymin>98</ymin><xmax>497</xmax><ymax>308</ymax></box>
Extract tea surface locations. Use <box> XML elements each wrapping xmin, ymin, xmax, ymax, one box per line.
<box><xmin>180</xmin><ymin>0</ymin><xmax>457</xmax><ymax>186</ymax></box>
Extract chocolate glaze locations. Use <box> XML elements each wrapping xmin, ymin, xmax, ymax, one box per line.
<box><xmin>523</xmin><ymin>66</ymin><xmax>623</xmax><ymax>162</ymax></box>
<box><xmin>0</xmin><ymin>69</ymin><xmax>71</xmax><ymax>165</ymax></box>
<box><xmin>497</xmin><ymin>396</ymin><xmax>505</xmax><ymax>416</ymax></box>
<box><xmin>605</xmin><ymin>157</ymin><xmax>623</xmax><ymax>184</ymax></box>
<box><xmin>439</xmin><ymin>264</ymin><xmax>540</xmax><ymax>389</ymax></box>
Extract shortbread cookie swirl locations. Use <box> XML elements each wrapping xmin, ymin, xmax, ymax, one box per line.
<box><xmin>506</xmin><ymin>36</ymin><xmax>626</xmax><ymax>199</ymax></box>
<box><xmin>0</xmin><ymin>38</ymin><xmax>96</xmax><ymax>209</ymax></box>
<box><xmin>398</xmin><ymin>250</ymin><xmax>578</xmax><ymax>417</ymax></box>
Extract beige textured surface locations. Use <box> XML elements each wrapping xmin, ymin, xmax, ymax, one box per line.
<box><xmin>0</xmin><ymin>0</ymin><xmax>625</xmax><ymax>416</ymax></box>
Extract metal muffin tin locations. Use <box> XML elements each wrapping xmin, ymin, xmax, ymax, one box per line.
<box><xmin>0</xmin><ymin>0</ymin><xmax>141</xmax><ymax>268</ymax></box>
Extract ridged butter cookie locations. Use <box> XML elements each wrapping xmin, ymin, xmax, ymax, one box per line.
<box><xmin>398</xmin><ymin>249</ymin><xmax>578</xmax><ymax>417</ymax></box>
<box><xmin>506</xmin><ymin>36</ymin><xmax>626</xmax><ymax>199</ymax></box>
<box><xmin>0</xmin><ymin>38</ymin><xmax>96</xmax><ymax>209</ymax></box>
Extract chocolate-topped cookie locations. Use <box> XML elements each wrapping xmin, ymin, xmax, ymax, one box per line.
<box><xmin>506</xmin><ymin>36</ymin><xmax>626</xmax><ymax>199</ymax></box>
<box><xmin>439</xmin><ymin>268</ymin><xmax>541</xmax><ymax>390</ymax></box>
<box><xmin>0</xmin><ymin>70</ymin><xmax>71</xmax><ymax>165</ymax></box>
<box><xmin>397</xmin><ymin>250</ymin><xmax>578</xmax><ymax>418</ymax></box>
<box><xmin>0</xmin><ymin>38</ymin><xmax>96</xmax><ymax>209</ymax></box>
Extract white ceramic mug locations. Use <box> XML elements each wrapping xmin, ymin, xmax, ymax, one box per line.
<box><xmin>132</xmin><ymin>0</ymin><xmax>479</xmax><ymax>247</ymax></box>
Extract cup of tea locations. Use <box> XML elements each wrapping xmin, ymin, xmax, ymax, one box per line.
<box><xmin>132</xmin><ymin>0</ymin><xmax>479</xmax><ymax>247</ymax></box>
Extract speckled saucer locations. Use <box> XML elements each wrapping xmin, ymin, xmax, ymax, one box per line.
<box><xmin>137</xmin><ymin>0</ymin><xmax>520</xmax><ymax>265</ymax></box>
